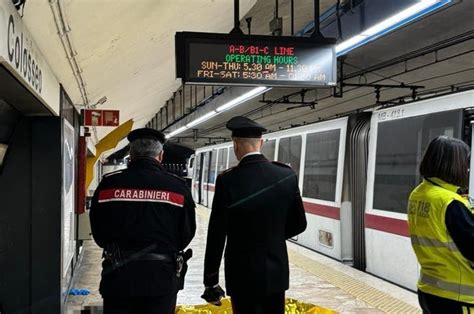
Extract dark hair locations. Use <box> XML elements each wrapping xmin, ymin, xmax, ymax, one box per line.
<box><xmin>420</xmin><ymin>136</ymin><xmax>470</xmax><ymax>188</ymax></box>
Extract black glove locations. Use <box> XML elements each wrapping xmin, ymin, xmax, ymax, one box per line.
<box><xmin>201</xmin><ymin>284</ymin><xmax>226</xmax><ymax>306</ymax></box>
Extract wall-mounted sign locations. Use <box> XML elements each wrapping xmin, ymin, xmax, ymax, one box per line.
<box><xmin>83</xmin><ymin>109</ymin><xmax>119</xmax><ymax>127</ymax></box>
<box><xmin>176</xmin><ymin>32</ymin><xmax>336</xmax><ymax>87</ymax></box>
<box><xmin>0</xmin><ymin>2</ymin><xmax>61</xmax><ymax>115</ymax></box>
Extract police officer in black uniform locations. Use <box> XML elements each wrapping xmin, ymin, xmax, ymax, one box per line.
<box><xmin>90</xmin><ymin>128</ymin><xmax>196</xmax><ymax>314</ymax></box>
<box><xmin>202</xmin><ymin>116</ymin><xmax>307</xmax><ymax>314</ymax></box>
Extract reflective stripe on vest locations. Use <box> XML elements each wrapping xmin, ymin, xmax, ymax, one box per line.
<box><xmin>411</xmin><ymin>235</ymin><xmax>459</xmax><ymax>252</ymax></box>
<box><xmin>420</xmin><ymin>273</ymin><xmax>474</xmax><ymax>297</ymax></box>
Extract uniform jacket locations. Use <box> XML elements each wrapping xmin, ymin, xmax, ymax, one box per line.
<box><xmin>203</xmin><ymin>154</ymin><xmax>307</xmax><ymax>296</ymax></box>
<box><xmin>90</xmin><ymin>157</ymin><xmax>196</xmax><ymax>297</ymax></box>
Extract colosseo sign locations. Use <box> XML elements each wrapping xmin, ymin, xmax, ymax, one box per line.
<box><xmin>7</xmin><ymin>14</ymin><xmax>43</xmax><ymax>93</ymax></box>
<box><xmin>0</xmin><ymin>2</ymin><xmax>60</xmax><ymax>115</ymax></box>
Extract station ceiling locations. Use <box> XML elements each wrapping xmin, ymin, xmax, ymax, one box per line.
<box><xmin>20</xmin><ymin>0</ymin><xmax>261</xmax><ymax>139</ymax></box>
<box><xmin>18</xmin><ymin>0</ymin><xmax>474</xmax><ymax>151</ymax></box>
<box><xmin>175</xmin><ymin>0</ymin><xmax>474</xmax><ymax>148</ymax></box>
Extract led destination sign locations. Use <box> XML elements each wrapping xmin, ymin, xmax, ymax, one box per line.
<box><xmin>176</xmin><ymin>32</ymin><xmax>336</xmax><ymax>87</ymax></box>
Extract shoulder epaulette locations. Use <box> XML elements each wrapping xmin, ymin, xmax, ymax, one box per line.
<box><xmin>102</xmin><ymin>169</ymin><xmax>124</xmax><ymax>178</ymax></box>
<box><xmin>271</xmin><ymin>161</ymin><xmax>292</xmax><ymax>169</ymax></box>
<box><xmin>163</xmin><ymin>171</ymin><xmax>187</xmax><ymax>183</ymax></box>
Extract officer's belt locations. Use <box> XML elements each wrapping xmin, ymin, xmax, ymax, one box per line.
<box><xmin>120</xmin><ymin>251</ymin><xmax>174</xmax><ymax>263</ymax></box>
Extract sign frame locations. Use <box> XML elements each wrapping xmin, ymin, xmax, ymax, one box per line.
<box><xmin>176</xmin><ymin>32</ymin><xmax>337</xmax><ymax>88</ymax></box>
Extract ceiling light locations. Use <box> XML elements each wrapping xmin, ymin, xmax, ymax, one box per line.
<box><xmin>216</xmin><ymin>87</ymin><xmax>269</xmax><ymax>113</ymax></box>
<box><xmin>186</xmin><ymin>111</ymin><xmax>217</xmax><ymax>128</ymax></box>
<box><xmin>165</xmin><ymin>126</ymin><xmax>188</xmax><ymax>139</ymax></box>
<box><xmin>335</xmin><ymin>0</ymin><xmax>450</xmax><ymax>56</ymax></box>
<box><xmin>166</xmin><ymin>87</ymin><xmax>269</xmax><ymax>139</ymax></box>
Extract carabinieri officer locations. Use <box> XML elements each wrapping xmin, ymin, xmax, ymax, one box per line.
<box><xmin>202</xmin><ymin>116</ymin><xmax>307</xmax><ymax>314</ymax></box>
<box><xmin>90</xmin><ymin>128</ymin><xmax>196</xmax><ymax>314</ymax></box>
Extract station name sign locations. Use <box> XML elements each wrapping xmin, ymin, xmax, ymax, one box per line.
<box><xmin>7</xmin><ymin>14</ymin><xmax>43</xmax><ymax>93</ymax></box>
<box><xmin>0</xmin><ymin>2</ymin><xmax>61</xmax><ymax>115</ymax></box>
<box><xmin>176</xmin><ymin>32</ymin><xmax>337</xmax><ymax>87</ymax></box>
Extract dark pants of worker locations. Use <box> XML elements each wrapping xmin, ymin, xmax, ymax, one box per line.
<box><xmin>418</xmin><ymin>290</ymin><xmax>474</xmax><ymax>314</ymax></box>
<box><xmin>231</xmin><ymin>291</ymin><xmax>285</xmax><ymax>314</ymax></box>
<box><xmin>103</xmin><ymin>294</ymin><xmax>177</xmax><ymax>314</ymax></box>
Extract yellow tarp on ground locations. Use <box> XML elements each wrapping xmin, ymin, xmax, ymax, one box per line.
<box><xmin>176</xmin><ymin>298</ymin><xmax>337</xmax><ymax>314</ymax></box>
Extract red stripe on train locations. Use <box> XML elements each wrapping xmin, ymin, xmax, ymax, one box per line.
<box><xmin>365</xmin><ymin>214</ymin><xmax>409</xmax><ymax>237</ymax></box>
<box><xmin>303</xmin><ymin>202</ymin><xmax>340</xmax><ymax>220</ymax></box>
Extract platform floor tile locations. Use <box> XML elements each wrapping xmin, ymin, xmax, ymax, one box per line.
<box><xmin>66</xmin><ymin>205</ymin><xmax>421</xmax><ymax>313</ymax></box>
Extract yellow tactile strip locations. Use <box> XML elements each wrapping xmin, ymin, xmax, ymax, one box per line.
<box><xmin>288</xmin><ymin>250</ymin><xmax>421</xmax><ymax>314</ymax></box>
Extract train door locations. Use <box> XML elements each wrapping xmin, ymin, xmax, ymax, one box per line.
<box><xmin>468</xmin><ymin>108</ymin><xmax>474</xmax><ymax>196</ymax></box>
<box><xmin>261</xmin><ymin>139</ymin><xmax>276</xmax><ymax>160</ymax></box>
<box><xmin>276</xmin><ymin>134</ymin><xmax>302</xmax><ymax>243</ymax></box>
<box><xmin>207</xmin><ymin>150</ymin><xmax>217</xmax><ymax>206</ymax></box>
<box><xmin>228</xmin><ymin>146</ymin><xmax>239</xmax><ymax>168</ymax></box>
<box><xmin>200</xmin><ymin>152</ymin><xmax>209</xmax><ymax>206</ymax></box>
<box><xmin>186</xmin><ymin>155</ymin><xmax>195</xmax><ymax>180</ymax></box>
<box><xmin>194</xmin><ymin>153</ymin><xmax>202</xmax><ymax>203</ymax></box>
<box><xmin>217</xmin><ymin>147</ymin><xmax>229</xmax><ymax>174</ymax></box>
<box><xmin>365</xmin><ymin>91</ymin><xmax>472</xmax><ymax>290</ymax></box>
<box><xmin>190</xmin><ymin>154</ymin><xmax>197</xmax><ymax>200</ymax></box>
<box><xmin>295</xmin><ymin>119</ymin><xmax>348</xmax><ymax>261</ymax></box>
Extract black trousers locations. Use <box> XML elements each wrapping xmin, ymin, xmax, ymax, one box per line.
<box><xmin>103</xmin><ymin>294</ymin><xmax>177</xmax><ymax>314</ymax></box>
<box><xmin>231</xmin><ymin>292</ymin><xmax>285</xmax><ymax>314</ymax></box>
<box><xmin>419</xmin><ymin>290</ymin><xmax>474</xmax><ymax>314</ymax></box>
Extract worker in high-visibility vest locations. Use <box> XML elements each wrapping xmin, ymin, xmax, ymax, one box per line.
<box><xmin>408</xmin><ymin>136</ymin><xmax>474</xmax><ymax>313</ymax></box>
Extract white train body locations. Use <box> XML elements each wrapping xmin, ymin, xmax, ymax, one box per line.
<box><xmin>190</xmin><ymin>90</ymin><xmax>474</xmax><ymax>290</ymax></box>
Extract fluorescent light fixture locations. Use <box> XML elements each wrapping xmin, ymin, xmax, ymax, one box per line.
<box><xmin>166</xmin><ymin>87</ymin><xmax>269</xmax><ymax>139</ymax></box>
<box><xmin>335</xmin><ymin>0</ymin><xmax>450</xmax><ymax>56</ymax></box>
<box><xmin>186</xmin><ymin>110</ymin><xmax>217</xmax><ymax>128</ymax></box>
<box><xmin>165</xmin><ymin>126</ymin><xmax>188</xmax><ymax>139</ymax></box>
<box><xmin>216</xmin><ymin>87</ymin><xmax>268</xmax><ymax>113</ymax></box>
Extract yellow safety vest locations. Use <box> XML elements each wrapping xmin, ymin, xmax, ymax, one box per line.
<box><xmin>408</xmin><ymin>177</ymin><xmax>474</xmax><ymax>303</ymax></box>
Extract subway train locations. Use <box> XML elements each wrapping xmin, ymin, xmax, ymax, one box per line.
<box><xmin>189</xmin><ymin>90</ymin><xmax>474</xmax><ymax>291</ymax></box>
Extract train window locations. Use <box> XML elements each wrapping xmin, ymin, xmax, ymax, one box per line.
<box><xmin>278</xmin><ymin>136</ymin><xmax>302</xmax><ymax>175</ymax></box>
<box><xmin>261</xmin><ymin>139</ymin><xmax>276</xmax><ymax>160</ymax></box>
<box><xmin>217</xmin><ymin>148</ymin><xmax>228</xmax><ymax>174</ymax></box>
<box><xmin>373</xmin><ymin>109</ymin><xmax>462</xmax><ymax>213</ymax></box>
<box><xmin>229</xmin><ymin>148</ymin><xmax>239</xmax><ymax>168</ymax></box>
<box><xmin>195</xmin><ymin>153</ymin><xmax>202</xmax><ymax>182</ymax></box>
<box><xmin>303</xmin><ymin>129</ymin><xmax>340</xmax><ymax>201</ymax></box>
<box><xmin>202</xmin><ymin>153</ymin><xmax>210</xmax><ymax>184</ymax></box>
<box><xmin>209</xmin><ymin>150</ymin><xmax>218</xmax><ymax>184</ymax></box>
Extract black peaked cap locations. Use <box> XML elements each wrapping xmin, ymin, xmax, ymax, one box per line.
<box><xmin>127</xmin><ymin>128</ymin><xmax>166</xmax><ymax>144</ymax></box>
<box><xmin>226</xmin><ymin>116</ymin><xmax>267</xmax><ymax>138</ymax></box>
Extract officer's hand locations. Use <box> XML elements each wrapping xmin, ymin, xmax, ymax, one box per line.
<box><xmin>201</xmin><ymin>284</ymin><xmax>225</xmax><ymax>306</ymax></box>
